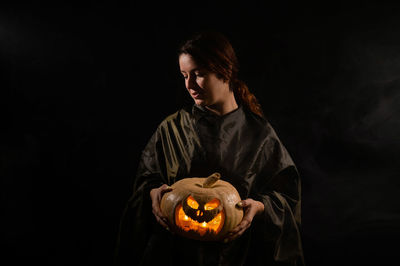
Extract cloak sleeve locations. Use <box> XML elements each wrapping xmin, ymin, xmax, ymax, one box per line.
<box><xmin>113</xmin><ymin>128</ymin><xmax>168</xmax><ymax>266</ymax></box>
<box><xmin>250</xmin><ymin>130</ymin><xmax>305</xmax><ymax>266</ymax></box>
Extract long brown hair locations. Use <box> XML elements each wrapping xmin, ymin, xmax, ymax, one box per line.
<box><xmin>178</xmin><ymin>31</ymin><xmax>264</xmax><ymax>117</ymax></box>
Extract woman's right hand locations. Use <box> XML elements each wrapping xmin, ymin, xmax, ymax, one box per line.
<box><xmin>149</xmin><ymin>184</ymin><xmax>173</xmax><ymax>230</ymax></box>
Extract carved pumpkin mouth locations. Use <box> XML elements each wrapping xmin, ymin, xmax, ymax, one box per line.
<box><xmin>174</xmin><ymin>195</ymin><xmax>225</xmax><ymax>236</ymax></box>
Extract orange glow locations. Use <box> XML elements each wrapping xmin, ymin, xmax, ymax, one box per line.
<box><xmin>204</xmin><ymin>198</ymin><xmax>220</xmax><ymax>210</ymax></box>
<box><xmin>175</xmin><ymin>203</ymin><xmax>225</xmax><ymax>236</ymax></box>
<box><xmin>186</xmin><ymin>196</ymin><xmax>199</xmax><ymax>209</ymax></box>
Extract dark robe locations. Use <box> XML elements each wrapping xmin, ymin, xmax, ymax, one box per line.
<box><xmin>114</xmin><ymin>104</ymin><xmax>305</xmax><ymax>266</ymax></box>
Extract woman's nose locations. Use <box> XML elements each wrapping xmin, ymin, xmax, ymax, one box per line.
<box><xmin>186</xmin><ymin>76</ymin><xmax>198</xmax><ymax>91</ymax></box>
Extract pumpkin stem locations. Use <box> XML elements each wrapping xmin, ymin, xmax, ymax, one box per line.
<box><xmin>203</xmin><ymin>173</ymin><xmax>221</xmax><ymax>188</ymax></box>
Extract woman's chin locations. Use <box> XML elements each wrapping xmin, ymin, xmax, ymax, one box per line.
<box><xmin>194</xmin><ymin>99</ymin><xmax>207</xmax><ymax>106</ymax></box>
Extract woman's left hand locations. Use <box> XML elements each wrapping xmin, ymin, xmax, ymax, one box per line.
<box><xmin>223</xmin><ymin>198</ymin><xmax>264</xmax><ymax>243</ymax></box>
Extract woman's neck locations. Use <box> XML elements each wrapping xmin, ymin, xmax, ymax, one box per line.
<box><xmin>205</xmin><ymin>92</ymin><xmax>238</xmax><ymax>116</ymax></box>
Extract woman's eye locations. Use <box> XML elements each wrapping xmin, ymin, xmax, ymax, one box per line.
<box><xmin>195</xmin><ymin>72</ymin><xmax>204</xmax><ymax>77</ymax></box>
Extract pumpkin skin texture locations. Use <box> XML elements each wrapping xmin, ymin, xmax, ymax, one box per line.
<box><xmin>160</xmin><ymin>173</ymin><xmax>243</xmax><ymax>241</ymax></box>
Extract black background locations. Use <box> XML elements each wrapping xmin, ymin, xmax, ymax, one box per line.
<box><xmin>2</xmin><ymin>1</ymin><xmax>400</xmax><ymax>266</ymax></box>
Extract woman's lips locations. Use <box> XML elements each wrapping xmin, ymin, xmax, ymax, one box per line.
<box><xmin>192</xmin><ymin>92</ymin><xmax>203</xmax><ymax>99</ymax></box>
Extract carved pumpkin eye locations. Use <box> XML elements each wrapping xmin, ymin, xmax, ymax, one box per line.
<box><xmin>204</xmin><ymin>198</ymin><xmax>220</xmax><ymax>210</ymax></box>
<box><xmin>186</xmin><ymin>195</ymin><xmax>199</xmax><ymax>209</ymax></box>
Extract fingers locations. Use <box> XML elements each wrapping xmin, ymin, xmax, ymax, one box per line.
<box><xmin>153</xmin><ymin>209</ymin><xmax>170</xmax><ymax>229</ymax></box>
<box><xmin>150</xmin><ymin>184</ymin><xmax>173</xmax><ymax>200</ymax></box>
<box><xmin>225</xmin><ymin>214</ymin><xmax>253</xmax><ymax>242</ymax></box>
<box><xmin>236</xmin><ymin>199</ymin><xmax>252</xmax><ymax>209</ymax></box>
<box><xmin>231</xmin><ymin>218</ymin><xmax>252</xmax><ymax>235</ymax></box>
<box><xmin>152</xmin><ymin>200</ymin><xmax>171</xmax><ymax>230</ymax></box>
<box><xmin>224</xmin><ymin>218</ymin><xmax>252</xmax><ymax>243</ymax></box>
<box><xmin>150</xmin><ymin>184</ymin><xmax>173</xmax><ymax>231</ymax></box>
<box><xmin>159</xmin><ymin>184</ymin><xmax>173</xmax><ymax>194</ymax></box>
<box><xmin>151</xmin><ymin>199</ymin><xmax>166</xmax><ymax>218</ymax></box>
<box><xmin>151</xmin><ymin>193</ymin><xmax>168</xmax><ymax>223</ymax></box>
<box><xmin>225</xmin><ymin>199</ymin><xmax>257</xmax><ymax>243</ymax></box>
<box><xmin>236</xmin><ymin>201</ymin><xmax>244</xmax><ymax>208</ymax></box>
<box><xmin>154</xmin><ymin>185</ymin><xmax>172</xmax><ymax>219</ymax></box>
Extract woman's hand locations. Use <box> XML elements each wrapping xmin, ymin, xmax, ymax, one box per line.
<box><xmin>149</xmin><ymin>184</ymin><xmax>173</xmax><ymax>231</ymax></box>
<box><xmin>223</xmin><ymin>198</ymin><xmax>265</xmax><ymax>243</ymax></box>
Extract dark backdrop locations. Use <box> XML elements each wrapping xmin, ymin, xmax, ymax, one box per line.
<box><xmin>2</xmin><ymin>1</ymin><xmax>400</xmax><ymax>266</ymax></box>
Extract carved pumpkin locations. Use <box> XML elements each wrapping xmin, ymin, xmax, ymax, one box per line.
<box><xmin>160</xmin><ymin>172</ymin><xmax>243</xmax><ymax>241</ymax></box>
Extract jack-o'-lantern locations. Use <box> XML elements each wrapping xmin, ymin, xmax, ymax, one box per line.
<box><xmin>160</xmin><ymin>172</ymin><xmax>243</xmax><ymax>241</ymax></box>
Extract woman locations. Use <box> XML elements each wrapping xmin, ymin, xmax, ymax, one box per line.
<box><xmin>114</xmin><ymin>31</ymin><xmax>305</xmax><ymax>266</ymax></box>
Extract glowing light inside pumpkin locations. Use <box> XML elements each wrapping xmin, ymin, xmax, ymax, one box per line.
<box><xmin>204</xmin><ymin>198</ymin><xmax>220</xmax><ymax>210</ymax></box>
<box><xmin>175</xmin><ymin>203</ymin><xmax>225</xmax><ymax>236</ymax></box>
<box><xmin>187</xmin><ymin>196</ymin><xmax>199</xmax><ymax>209</ymax></box>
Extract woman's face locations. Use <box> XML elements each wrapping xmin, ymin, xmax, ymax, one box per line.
<box><xmin>179</xmin><ymin>53</ymin><xmax>230</xmax><ymax>107</ymax></box>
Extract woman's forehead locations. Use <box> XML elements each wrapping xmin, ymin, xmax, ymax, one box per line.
<box><xmin>179</xmin><ymin>54</ymin><xmax>198</xmax><ymax>71</ymax></box>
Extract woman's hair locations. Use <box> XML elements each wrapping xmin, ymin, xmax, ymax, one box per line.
<box><xmin>178</xmin><ymin>31</ymin><xmax>264</xmax><ymax>117</ymax></box>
